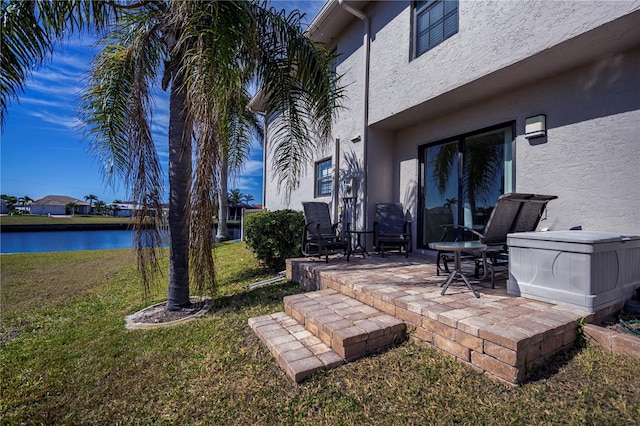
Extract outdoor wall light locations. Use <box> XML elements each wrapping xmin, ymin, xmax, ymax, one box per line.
<box><xmin>350</xmin><ymin>135</ymin><xmax>361</xmax><ymax>143</ymax></box>
<box><xmin>525</xmin><ymin>114</ymin><xmax>546</xmax><ymax>139</ymax></box>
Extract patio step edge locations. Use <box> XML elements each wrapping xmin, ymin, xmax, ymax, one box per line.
<box><xmin>283</xmin><ymin>289</ymin><xmax>407</xmax><ymax>361</ymax></box>
<box><xmin>248</xmin><ymin>312</ymin><xmax>344</xmax><ymax>383</ymax></box>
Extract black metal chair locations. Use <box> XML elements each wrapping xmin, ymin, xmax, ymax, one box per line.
<box><xmin>301</xmin><ymin>202</ymin><xmax>350</xmax><ymax>262</ymax></box>
<box><xmin>373</xmin><ymin>203</ymin><xmax>411</xmax><ymax>258</ymax></box>
<box><xmin>436</xmin><ymin>193</ymin><xmax>558</xmax><ymax>287</ymax></box>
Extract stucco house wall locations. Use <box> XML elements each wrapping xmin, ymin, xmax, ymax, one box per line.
<box><xmin>367</xmin><ymin>0</ymin><xmax>640</xmax><ymax>127</ymax></box>
<box><xmin>262</xmin><ymin>0</ymin><xmax>640</xmax><ymax>244</ymax></box>
<box><xmin>395</xmin><ymin>46</ymin><xmax>640</xmax><ymax>238</ymax></box>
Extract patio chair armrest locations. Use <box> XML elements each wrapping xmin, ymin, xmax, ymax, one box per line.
<box><xmin>438</xmin><ymin>223</ymin><xmax>454</xmax><ymax>241</ymax></box>
<box><xmin>441</xmin><ymin>223</ymin><xmax>484</xmax><ymax>240</ymax></box>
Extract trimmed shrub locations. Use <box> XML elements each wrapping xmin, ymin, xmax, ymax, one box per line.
<box><xmin>244</xmin><ymin>209</ymin><xmax>304</xmax><ymax>270</ymax></box>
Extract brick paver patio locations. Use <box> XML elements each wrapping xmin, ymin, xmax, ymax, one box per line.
<box><xmin>250</xmin><ymin>252</ymin><xmax>625</xmax><ymax>384</ymax></box>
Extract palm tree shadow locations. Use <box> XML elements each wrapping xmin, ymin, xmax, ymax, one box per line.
<box><xmin>212</xmin><ymin>281</ymin><xmax>304</xmax><ymax>313</ymax></box>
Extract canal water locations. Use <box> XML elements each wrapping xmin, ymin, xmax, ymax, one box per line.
<box><xmin>0</xmin><ymin>227</ymin><xmax>240</xmax><ymax>254</ymax></box>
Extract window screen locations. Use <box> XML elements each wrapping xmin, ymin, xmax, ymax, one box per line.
<box><xmin>315</xmin><ymin>158</ymin><xmax>332</xmax><ymax>197</ymax></box>
<box><xmin>415</xmin><ymin>0</ymin><xmax>458</xmax><ymax>57</ymax></box>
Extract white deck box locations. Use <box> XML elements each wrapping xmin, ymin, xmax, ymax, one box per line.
<box><xmin>507</xmin><ymin>231</ymin><xmax>640</xmax><ymax>313</ymax></box>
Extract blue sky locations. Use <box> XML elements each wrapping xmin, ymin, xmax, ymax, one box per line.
<box><xmin>1</xmin><ymin>0</ymin><xmax>325</xmax><ymax>206</ymax></box>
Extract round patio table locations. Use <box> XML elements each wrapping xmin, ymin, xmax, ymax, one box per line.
<box><xmin>428</xmin><ymin>241</ymin><xmax>487</xmax><ymax>298</ymax></box>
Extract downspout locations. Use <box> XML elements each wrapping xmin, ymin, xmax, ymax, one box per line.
<box><xmin>333</xmin><ymin>138</ymin><xmax>340</xmax><ymax>222</ymax></box>
<box><xmin>339</xmin><ymin>0</ymin><xmax>370</xmax><ymax>230</ymax></box>
<box><xmin>261</xmin><ymin>113</ymin><xmax>268</xmax><ymax>209</ymax></box>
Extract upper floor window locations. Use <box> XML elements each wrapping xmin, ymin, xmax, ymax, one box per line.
<box><xmin>414</xmin><ymin>0</ymin><xmax>459</xmax><ymax>58</ymax></box>
<box><xmin>315</xmin><ymin>158</ymin><xmax>332</xmax><ymax>197</ymax></box>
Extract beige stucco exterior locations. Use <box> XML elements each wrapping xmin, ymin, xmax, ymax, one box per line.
<box><xmin>263</xmin><ymin>0</ymin><xmax>640</xmax><ymax>247</ymax></box>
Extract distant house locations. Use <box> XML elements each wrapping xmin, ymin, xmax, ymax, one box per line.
<box><xmin>228</xmin><ymin>202</ymin><xmax>256</xmax><ymax>221</ymax></box>
<box><xmin>14</xmin><ymin>201</ymin><xmax>32</xmax><ymax>214</ymax></box>
<box><xmin>30</xmin><ymin>195</ymin><xmax>91</xmax><ymax>216</ymax></box>
<box><xmin>0</xmin><ymin>199</ymin><xmax>7</xmax><ymax>214</ymax></box>
<box><xmin>110</xmin><ymin>202</ymin><xmax>169</xmax><ymax>218</ymax></box>
<box><xmin>111</xmin><ymin>202</ymin><xmax>135</xmax><ymax>217</ymax></box>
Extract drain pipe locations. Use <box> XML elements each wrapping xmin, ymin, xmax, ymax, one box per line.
<box><xmin>260</xmin><ymin>111</ymin><xmax>268</xmax><ymax>209</ymax></box>
<box><xmin>339</xmin><ymin>0</ymin><xmax>370</xmax><ymax>230</ymax></box>
<box><xmin>333</xmin><ymin>137</ymin><xmax>341</xmax><ymax>222</ymax></box>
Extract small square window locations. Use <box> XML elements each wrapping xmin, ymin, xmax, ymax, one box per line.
<box><xmin>414</xmin><ymin>0</ymin><xmax>458</xmax><ymax>58</ymax></box>
<box><xmin>315</xmin><ymin>158</ymin><xmax>332</xmax><ymax>197</ymax></box>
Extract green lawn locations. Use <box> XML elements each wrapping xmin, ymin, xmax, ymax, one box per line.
<box><xmin>0</xmin><ymin>214</ymin><xmax>132</xmax><ymax>226</ymax></box>
<box><xmin>1</xmin><ymin>243</ymin><xmax>639</xmax><ymax>425</ymax></box>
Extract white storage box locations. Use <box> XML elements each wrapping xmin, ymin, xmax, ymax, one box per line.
<box><xmin>507</xmin><ymin>231</ymin><xmax>640</xmax><ymax>313</ymax></box>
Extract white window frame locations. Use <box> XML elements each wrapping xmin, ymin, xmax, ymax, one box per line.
<box><xmin>315</xmin><ymin>158</ymin><xmax>332</xmax><ymax>198</ymax></box>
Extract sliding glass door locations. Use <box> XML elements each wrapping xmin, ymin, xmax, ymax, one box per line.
<box><xmin>419</xmin><ymin>123</ymin><xmax>513</xmax><ymax>247</ymax></box>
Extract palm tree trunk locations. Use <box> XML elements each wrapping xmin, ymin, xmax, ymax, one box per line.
<box><xmin>216</xmin><ymin>144</ymin><xmax>229</xmax><ymax>242</ymax></box>
<box><xmin>167</xmin><ymin>81</ymin><xmax>192</xmax><ymax>310</ymax></box>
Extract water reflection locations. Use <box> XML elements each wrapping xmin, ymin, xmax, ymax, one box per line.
<box><xmin>1</xmin><ymin>227</ymin><xmax>240</xmax><ymax>254</ymax></box>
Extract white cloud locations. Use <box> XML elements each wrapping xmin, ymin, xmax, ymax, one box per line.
<box><xmin>19</xmin><ymin>97</ymin><xmax>69</xmax><ymax>109</ymax></box>
<box><xmin>27</xmin><ymin>111</ymin><xmax>83</xmax><ymax>131</ymax></box>
<box><xmin>26</xmin><ymin>68</ymin><xmax>84</xmax><ymax>99</ymax></box>
<box><xmin>231</xmin><ymin>175</ymin><xmax>261</xmax><ymax>192</ymax></box>
<box><xmin>238</xmin><ymin>159</ymin><xmax>264</xmax><ymax>176</ymax></box>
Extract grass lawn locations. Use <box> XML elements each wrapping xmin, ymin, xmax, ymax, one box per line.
<box><xmin>0</xmin><ymin>214</ymin><xmax>132</xmax><ymax>226</ymax></box>
<box><xmin>1</xmin><ymin>243</ymin><xmax>639</xmax><ymax>425</ymax></box>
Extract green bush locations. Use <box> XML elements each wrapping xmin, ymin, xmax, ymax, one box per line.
<box><xmin>244</xmin><ymin>209</ymin><xmax>304</xmax><ymax>270</ymax></box>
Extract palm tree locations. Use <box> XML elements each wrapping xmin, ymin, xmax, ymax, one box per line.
<box><xmin>84</xmin><ymin>194</ymin><xmax>98</xmax><ymax>213</ymax></box>
<box><xmin>94</xmin><ymin>200</ymin><xmax>107</xmax><ymax>215</ymax></box>
<box><xmin>65</xmin><ymin>201</ymin><xmax>78</xmax><ymax>216</ymax></box>
<box><xmin>16</xmin><ymin>195</ymin><xmax>32</xmax><ymax>210</ymax></box>
<box><xmin>431</xmin><ymin>140</ymin><xmax>502</xmax><ymax>212</ymax></box>
<box><xmin>242</xmin><ymin>193</ymin><xmax>255</xmax><ymax>205</ymax></box>
<box><xmin>216</xmin><ymin>83</ymin><xmax>262</xmax><ymax>243</ymax></box>
<box><xmin>108</xmin><ymin>203</ymin><xmax>121</xmax><ymax>217</ymax></box>
<box><xmin>1</xmin><ymin>195</ymin><xmax>18</xmax><ymax>210</ymax></box>
<box><xmin>2</xmin><ymin>1</ymin><xmax>342</xmax><ymax>311</ymax></box>
<box><xmin>227</xmin><ymin>189</ymin><xmax>243</xmax><ymax>221</ymax></box>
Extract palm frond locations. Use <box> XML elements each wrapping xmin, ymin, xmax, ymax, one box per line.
<box><xmin>255</xmin><ymin>5</ymin><xmax>343</xmax><ymax>196</ymax></box>
<box><xmin>0</xmin><ymin>0</ymin><xmax>116</xmax><ymax>127</ymax></box>
<box><xmin>431</xmin><ymin>143</ymin><xmax>457</xmax><ymax>196</ymax></box>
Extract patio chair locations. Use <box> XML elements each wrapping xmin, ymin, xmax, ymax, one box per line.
<box><xmin>373</xmin><ymin>203</ymin><xmax>411</xmax><ymax>258</ymax></box>
<box><xmin>302</xmin><ymin>202</ymin><xmax>351</xmax><ymax>262</ymax></box>
<box><xmin>436</xmin><ymin>193</ymin><xmax>558</xmax><ymax>286</ymax></box>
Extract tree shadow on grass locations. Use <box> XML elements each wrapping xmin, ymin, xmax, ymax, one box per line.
<box><xmin>522</xmin><ymin>345</ymin><xmax>582</xmax><ymax>384</ymax></box>
<box><xmin>212</xmin><ymin>281</ymin><xmax>305</xmax><ymax>314</ymax></box>
<box><xmin>217</xmin><ymin>266</ymin><xmax>275</xmax><ymax>289</ymax></box>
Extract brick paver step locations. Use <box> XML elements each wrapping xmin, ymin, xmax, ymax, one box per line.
<box><xmin>249</xmin><ymin>312</ymin><xmax>344</xmax><ymax>383</ymax></box>
<box><xmin>284</xmin><ymin>289</ymin><xmax>406</xmax><ymax>361</ymax></box>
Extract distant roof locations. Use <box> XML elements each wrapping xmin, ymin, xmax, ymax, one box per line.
<box><xmin>112</xmin><ymin>202</ymin><xmax>168</xmax><ymax>210</ymax></box>
<box><xmin>33</xmin><ymin>195</ymin><xmax>90</xmax><ymax>206</ymax></box>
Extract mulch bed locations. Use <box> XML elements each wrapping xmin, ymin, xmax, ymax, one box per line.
<box><xmin>125</xmin><ymin>298</ymin><xmax>213</xmax><ymax>329</ymax></box>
